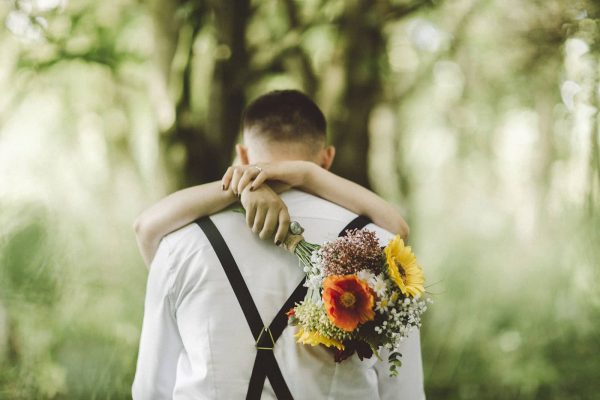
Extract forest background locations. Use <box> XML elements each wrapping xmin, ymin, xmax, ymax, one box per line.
<box><xmin>0</xmin><ymin>0</ymin><xmax>599</xmax><ymax>398</ymax></box>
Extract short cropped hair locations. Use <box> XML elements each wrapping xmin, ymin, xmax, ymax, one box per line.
<box><xmin>242</xmin><ymin>90</ymin><xmax>327</xmax><ymax>146</ymax></box>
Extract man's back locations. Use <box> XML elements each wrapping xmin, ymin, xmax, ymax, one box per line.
<box><xmin>132</xmin><ymin>190</ymin><xmax>425</xmax><ymax>399</ymax></box>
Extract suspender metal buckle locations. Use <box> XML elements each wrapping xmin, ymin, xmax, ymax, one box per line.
<box><xmin>256</xmin><ymin>326</ymin><xmax>276</xmax><ymax>350</ymax></box>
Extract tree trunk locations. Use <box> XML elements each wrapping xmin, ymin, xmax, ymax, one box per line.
<box><xmin>162</xmin><ymin>0</ymin><xmax>251</xmax><ymax>187</ymax></box>
<box><xmin>203</xmin><ymin>0</ymin><xmax>250</xmax><ymax>181</ymax></box>
<box><xmin>329</xmin><ymin>2</ymin><xmax>385</xmax><ymax>188</ymax></box>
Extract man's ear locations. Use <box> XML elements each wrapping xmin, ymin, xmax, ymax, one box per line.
<box><xmin>320</xmin><ymin>145</ymin><xmax>336</xmax><ymax>170</ymax></box>
<box><xmin>236</xmin><ymin>144</ymin><xmax>250</xmax><ymax>165</ymax></box>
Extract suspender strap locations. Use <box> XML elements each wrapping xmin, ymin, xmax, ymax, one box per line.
<box><xmin>196</xmin><ymin>217</ymin><xmax>295</xmax><ymax>400</ymax></box>
<box><xmin>195</xmin><ymin>215</ymin><xmax>371</xmax><ymax>400</ymax></box>
<box><xmin>246</xmin><ymin>278</ymin><xmax>307</xmax><ymax>399</ymax></box>
<box><xmin>270</xmin><ymin>279</ymin><xmax>309</xmax><ymax>341</ymax></box>
<box><xmin>196</xmin><ymin>217</ymin><xmax>264</xmax><ymax>340</ymax></box>
<box><xmin>339</xmin><ymin>215</ymin><xmax>371</xmax><ymax>237</ymax></box>
<box><xmin>247</xmin><ymin>350</ymin><xmax>291</xmax><ymax>399</ymax></box>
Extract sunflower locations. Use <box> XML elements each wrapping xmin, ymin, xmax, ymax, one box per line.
<box><xmin>295</xmin><ymin>327</ymin><xmax>344</xmax><ymax>350</ymax></box>
<box><xmin>384</xmin><ymin>235</ymin><xmax>425</xmax><ymax>297</ymax></box>
<box><xmin>322</xmin><ymin>275</ymin><xmax>375</xmax><ymax>332</ymax></box>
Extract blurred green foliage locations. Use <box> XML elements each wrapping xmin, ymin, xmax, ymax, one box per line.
<box><xmin>1</xmin><ymin>0</ymin><xmax>600</xmax><ymax>399</ymax></box>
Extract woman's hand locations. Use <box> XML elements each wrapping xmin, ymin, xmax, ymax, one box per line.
<box><xmin>240</xmin><ymin>184</ymin><xmax>291</xmax><ymax>245</ymax></box>
<box><xmin>222</xmin><ymin>161</ymin><xmax>314</xmax><ymax>195</ymax></box>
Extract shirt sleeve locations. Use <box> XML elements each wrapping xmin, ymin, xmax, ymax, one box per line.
<box><xmin>374</xmin><ymin>329</ymin><xmax>426</xmax><ymax>400</ymax></box>
<box><xmin>132</xmin><ymin>237</ymin><xmax>183</xmax><ymax>400</ymax></box>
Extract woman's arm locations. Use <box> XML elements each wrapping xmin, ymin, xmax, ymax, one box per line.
<box><xmin>133</xmin><ymin>181</ymin><xmax>291</xmax><ymax>269</ymax></box>
<box><xmin>222</xmin><ymin>161</ymin><xmax>410</xmax><ymax>239</ymax></box>
<box><xmin>301</xmin><ymin>163</ymin><xmax>410</xmax><ymax>238</ymax></box>
<box><xmin>133</xmin><ymin>181</ymin><xmax>236</xmax><ymax>268</ymax></box>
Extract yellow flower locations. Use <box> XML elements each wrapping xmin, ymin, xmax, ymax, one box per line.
<box><xmin>295</xmin><ymin>327</ymin><xmax>344</xmax><ymax>350</ymax></box>
<box><xmin>384</xmin><ymin>235</ymin><xmax>425</xmax><ymax>297</ymax></box>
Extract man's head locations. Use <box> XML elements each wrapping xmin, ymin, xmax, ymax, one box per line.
<box><xmin>236</xmin><ymin>90</ymin><xmax>335</xmax><ymax>169</ymax></box>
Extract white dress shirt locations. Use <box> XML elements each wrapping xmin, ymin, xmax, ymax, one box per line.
<box><xmin>132</xmin><ymin>190</ymin><xmax>425</xmax><ymax>399</ymax></box>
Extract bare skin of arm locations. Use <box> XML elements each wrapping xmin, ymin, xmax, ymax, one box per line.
<box><xmin>222</xmin><ymin>161</ymin><xmax>410</xmax><ymax>239</ymax></box>
<box><xmin>133</xmin><ymin>182</ymin><xmax>290</xmax><ymax>268</ymax></box>
<box><xmin>133</xmin><ymin>181</ymin><xmax>235</xmax><ymax>268</ymax></box>
<box><xmin>135</xmin><ymin>161</ymin><xmax>409</xmax><ymax>269</ymax></box>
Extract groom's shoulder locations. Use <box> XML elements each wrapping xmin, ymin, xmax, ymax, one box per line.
<box><xmin>281</xmin><ymin>190</ymin><xmax>395</xmax><ymax>244</ymax></box>
<box><xmin>160</xmin><ymin>220</ymin><xmax>210</xmax><ymax>255</ymax></box>
<box><xmin>280</xmin><ymin>190</ymin><xmax>355</xmax><ymax>221</ymax></box>
<box><xmin>160</xmin><ymin>210</ymin><xmax>245</xmax><ymax>253</ymax></box>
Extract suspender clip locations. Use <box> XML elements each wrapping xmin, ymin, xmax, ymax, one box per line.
<box><xmin>256</xmin><ymin>326</ymin><xmax>276</xmax><ymax>350</ymax></box>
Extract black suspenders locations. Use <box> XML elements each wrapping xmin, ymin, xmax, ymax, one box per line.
<box><xmin>195</xmin><ymin>215</ymin><xmax>371</xmax><ymax>400</ymax></box>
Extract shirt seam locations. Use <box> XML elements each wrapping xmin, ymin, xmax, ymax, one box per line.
<box><xmin>161</xmin><ymin>235</ymin><xmax>179</xmax><ymax>318</ymax></box>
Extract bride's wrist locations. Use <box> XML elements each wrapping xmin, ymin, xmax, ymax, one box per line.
<box><xmin>268</xmin><ymin>181</ymin><xmax>291</xmax><ymax>194</ymax></box>
<box><xmin>299</xmin><ymin>161</ymin><xmax>319</xmax><ymax>188</ymax></box>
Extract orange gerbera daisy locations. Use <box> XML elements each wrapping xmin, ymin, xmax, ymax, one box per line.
<box><xmin>322</xmin><ymin>275</ymin><xmax>375</xmax><ymax>332</ymax></box>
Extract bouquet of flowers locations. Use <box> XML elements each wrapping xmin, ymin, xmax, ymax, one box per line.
<box><xmin>282</xmin><ymin>222</ymin><xmax>430</xmax><ymax>376</ymax></box>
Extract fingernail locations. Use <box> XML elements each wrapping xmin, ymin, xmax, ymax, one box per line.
<box><xmin>275</xmin><ymin>240</ymin><xmax>281</xmax><ymax>246</ymax></box>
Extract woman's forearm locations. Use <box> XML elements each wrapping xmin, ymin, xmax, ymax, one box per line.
<box><xmin>300</xmin><ymin>164</ymin><xmax>410</xmax><ymax>239</ymax></box>
<box><xmin>133</xmin><ymin>181</ymin><xmax>237</xmax><ymax>268</ymax></box>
